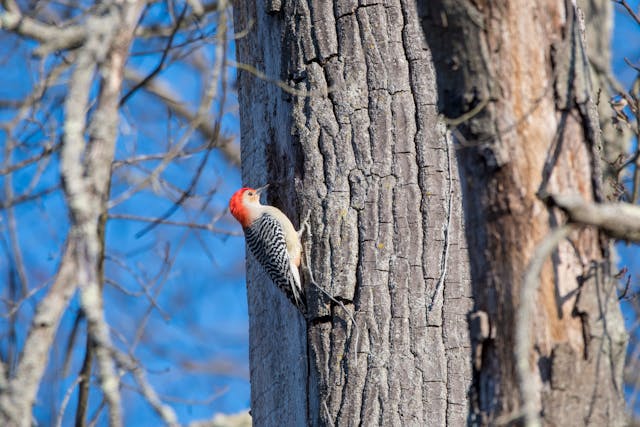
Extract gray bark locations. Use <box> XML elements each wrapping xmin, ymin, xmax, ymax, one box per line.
<box><xmin>233</xmin><ymin>0</ymin><xmax>472</xmax><ymax>425</ymax></box>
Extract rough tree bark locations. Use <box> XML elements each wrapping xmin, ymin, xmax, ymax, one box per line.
<box><xmin>422</xmin><ymin>1</ymin><xmax>627</xmax><ymax>426</ymax></box>
<box><xmin>233</xmin><ymin>1</ymin><xmax>472</xmax><ymax>426</ymax></box>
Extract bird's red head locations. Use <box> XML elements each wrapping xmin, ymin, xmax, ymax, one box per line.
<box><xmin>229</xmin><ymin>185</ymin><xmax>267</xmax><ymax>228</ymax></box>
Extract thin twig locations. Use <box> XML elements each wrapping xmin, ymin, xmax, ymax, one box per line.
<box><xmin>119</xmin><ymin>5</ymin><xmax>188</xmax><ymax>106</ymax></box>
<box><xmin>109</xmin><ymin>213</ymin><xmax>239</xmax><ymax>235</ymax></box>
<box><xmin>0</xmin><ymin>279</ymin><xmax>50</xmax><ymax>319</ymax></box>
<box><xmin>55</xmin><ymin>376</ymin><xmax>83</xmax><ymax>427</ymax></box>
<box><xmin>229</xmin><ymin>59</ymin><xmax>342</xmax><ymax>97</ymax></box>
<box><xmin>111</xmin><ymin>143</ymin><xmax>209</xmax><ymax>169</ymax></box>
<box><xmin>0</xmin><ymin>144</ymin><xmax>59</xmax><ymax>176</ymax></box>
<box><xmin>109</xmin><ymin>9</ymin><xmax>228</xmax><ymax>209</ymax></box>
<box><xmin>614</xmin><ymin>0</ymin><xmax>640</xmax><ymax>25</ymax></box>
<box><xmin>133</xmin><ymin>136</ymin><xmax>217</xmax><ymax>238</ymax></box>
<box><xmin>0</xmin><ymin>241</ymin><xmax>77</xmax><ymax>425</ymax></box>
<box><xmin>122</xmin><ymin>68</ymin><xmax>239</xmax><ymax>165</ymax></box>
<box><xmin>112</xmin><ymin>350</ymin><xmax>179</xmax><ymax>427</ymax></box>
<box><xmin>3</xmin><ymin>144</ymin><xmax>29</xmax><ymax>295</ymax></box>
<box><xmin>0</xmin><ymin>185</ymin><xmax>59</xmax><ymax>209</ymax></box>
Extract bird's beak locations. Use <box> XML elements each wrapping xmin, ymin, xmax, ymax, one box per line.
<box><xmin>255</xmin><ymin>184</ymin><xmax>269</xmax><ymax>197</ymax></box>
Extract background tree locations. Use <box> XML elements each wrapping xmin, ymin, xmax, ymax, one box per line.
<box><xmin>233</xmin><ymin>0</ymin><xmax>636</xmax><ymax>426</ymax></box>
<box><xmin>423</xmin><ymin>1</ymin><xmax>629</xmax><ymax>425</ymax></box>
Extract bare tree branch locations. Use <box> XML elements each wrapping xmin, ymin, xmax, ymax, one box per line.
<box><xmin>0</xmin><ymin>241</ymin><xmax>77</xmax><ymax>427</ymax></box>
<box><xmin>0</xmin><ymin>185</ymin><xmax>60</xmax><ymax>209</ymax></box>
<box><xmin>546</xmin><ymin>193</ymin><xmax>640</xmax><ymax>241</ymax></box>
<box><xmin>120</xmin><ymin>5</ymin><xmax>188</xmax><ymax>107</ymax></box>
<box><xmin>0</xmin><ymin>9</ymin><xmax>85</xmax><ymax>54</ymax></box>
<box><xmin>109</xmin><ymin>7</ymin><xmax>228</xmax><ymax>209</ymax></box>
<box><xmin>0</xmin><ymin>144</ymin><xmax>59</xmax><ymax>176</ymax></box>
<box><xmin>123</xmin><ymin>68</ymin><xmax>239</xmax><ymax>165</ymax></box>
<box><xmin>188</xmin><ymin>411</ymin><xmax>251</xmax><ymax>427</ymax></box>
<box><xmin>58</xmin><ymin>2</ymin><xmax>146</xmax><ymax>425</ymax></box>
<box><xmin>516</xmin><ymin>225</ymin><xmax>574</xmax><ymax>427</ymax></box>
<box><xmin>113</xmin><ymin>351</ymin><xmax>179</xmax><ymax>427</ymax></box>
<box><xmin>109</xmin><ymin>213</ymin><xmax>239</xmax><ymax>235</ymax></box>
<box><xmin>55</xmin><ymin>376</ymin><xmax>83</xmax><ymax>427</ymax></box>
<box><xmin>614</xmin><ymin>0</ymin><xmax>640</xmax><ymax>25</ymax></box>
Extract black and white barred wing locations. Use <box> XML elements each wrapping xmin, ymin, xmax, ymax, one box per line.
<box><xmin>244</xmin><ymin>213</ymin><xmax>305</xmax><ymax>310</ymax></box>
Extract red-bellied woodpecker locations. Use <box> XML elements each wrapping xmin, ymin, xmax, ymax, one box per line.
<box><xmin>229</xmin><ymin>185</ymin><xmax>305</xmax><ymax>312</ymax></box>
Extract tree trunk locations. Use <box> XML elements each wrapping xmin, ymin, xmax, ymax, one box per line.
<box><xmin>233</xmin><ymin>0</ymin><xmax>628</xmax><ymax>426</ymax></box>
<box><xmin>233</xmin><ymin>1</ymin><xmax>472</xmax><ymax>425</ymax></box>
<box><xmin>421</xmin><ymin>1</ymin><xmax>627</xmax><ymax>426</ymax></box>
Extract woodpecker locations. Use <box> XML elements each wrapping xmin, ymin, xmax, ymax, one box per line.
<box><xmin>229</xmin><ymin>185</ymin><xmax>305</xmax><ymax>312</ymax></box>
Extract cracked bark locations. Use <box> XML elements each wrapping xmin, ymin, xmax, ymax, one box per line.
<box><xmin>421</xmin><ymin>1</ymin><xmax>627</xmax><ymax>426</ymax></box>
<box><xmin>233</xmin><ymin>1</ymin><xmax>471</xmax><ymax>425</ymax></box>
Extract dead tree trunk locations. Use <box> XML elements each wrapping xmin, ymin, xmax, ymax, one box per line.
<box><xmin>233</xmin><ymin>0</ymin><xmax>472</xmax><ymax>425</ymax></box>
<box><xmin>421</xmin><ymin>1</ymin><xmax>628</xmax><ymax>426</ymax></box>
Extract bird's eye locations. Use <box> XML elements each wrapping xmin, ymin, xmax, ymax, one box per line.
<box><xmin>248</xmin><ymin>191</ymin><xmax>254</xmax><ymax>196</ymax></box>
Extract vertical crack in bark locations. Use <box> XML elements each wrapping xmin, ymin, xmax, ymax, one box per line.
<box><xmin>440</xmin><ymin>130</ymin><xmax>453</xmax><ymax>427</ymax></box>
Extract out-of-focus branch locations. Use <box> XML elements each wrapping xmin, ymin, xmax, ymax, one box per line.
<box><xmin>123</xmin><ymin>68</ymin><xmax>239</xmax><ymax>165</ymax></box>
<box><xmin>120</xmin><ymin>5</ymin><xmax>188</xmax><ymax>107</ymax></box>
<box><xmin>1</xmin><ymin>0</ymin><xmax>241</xmax><ymax>424</ymax></box>
<box><xmin>0</xmin><ymin>10</ymin><xmax>85</xmax><ymax>54</ymax></box>
<box><xmin>516</xmin><ymin>225</ymin><xmax>574</xmax><ymax>427</ymax></box>
<box><xmin>60</xmin><ymin>9</ymin><xmax>124</xmax><ymax>425</ymax></box>
<box><xmin>3</xmin><ymin>144</ymin><xmax>29</xmax><ymax>296</ymax></box>
<box><xmin>188</xmin><ymin>410</ymin><xmax>252</xmax><ymax>427</ymax></box>
<box><xmin>545</xmin><ymin>193</ymin><xmax>640</xmax><ymax>241</ymax></box>
<box><xmin>133</xmin><ymin>135</ymin><xmax>214</xmax><ymax>238</ymax></box>
<box><xmin>614</xmin><ymin>0</ymin><xmax>640</xmax><ymax>25</ymax></box>
<box><xmin>60</xmin><ymin>2</ymin><xmax>146</xmax><ymax>426</ymax></box>
<box><xmin>113</xmin><ymin>351</ymin><xmax>179</xmax><ymax>427</ymax></box>
<box><xmin>55</xmin><ymin>376</ymin><xmax>83</xmax><ymax>427</ymax></box>
<box><xmin>134</xmin><ymin>1</ymin><xmax>220</xmax><ymax>38</ymax></box>
<box><xmin>0</xmin><ymin>185</ymin><xmax>60</xmax><ymax>209</ymax></box>
<box><xmin>0</xmin><ymin>241</ymin><xmax>78</xmax><ymax>427</ymax></box>
<box><xmin>185</xmin><ymin>0</ymin><xmax>204</xmax><ymax>16</ymax></box>
<box><xmin>111</xmin><ymin>144</ymin><xmax>210</xmax><ymax>168</ymax></box>
<box><xmin>0</xmin><ymin>145</ymin><xmax>60</xmax><ymax>175</ymax></box>
<box><xmin>0</xmin><ymin>361</ymin><xmax>6</xmax><ymax>392</ymax></box>
<box><xmin>110</xmin><ymin>7</ymin><xmax>229</xmax><ymax>209</ymax></box>
<box><xmin>109</xmin><ymin>213</ymin><xmax>241</xmax><ymax>235</ymax></box>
